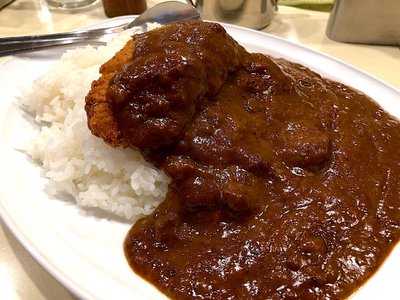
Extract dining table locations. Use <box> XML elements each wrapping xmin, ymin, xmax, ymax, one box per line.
<box><xmin>0</xmin><ymin>0</ymin><xmax>399</xmax><ymax>299</ymax></box>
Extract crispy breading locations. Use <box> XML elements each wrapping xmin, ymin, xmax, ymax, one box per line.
<box><xmin>85</xmin><ymin>39</ymin><xmax>134</xmax><ymax>147</ymax></box>
<box><xmin>85</xmin><ymin>21</ymin><xmax>244</xmax><ymax>150</ymax></box>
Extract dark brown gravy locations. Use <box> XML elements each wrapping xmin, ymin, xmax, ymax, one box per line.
<box><xmin>91</xmin><ymin>21</ymin><xmax>400</xmax><ymax>300</ymax></box>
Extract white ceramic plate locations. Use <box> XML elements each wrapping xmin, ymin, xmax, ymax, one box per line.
<box><xmin>0</xmin><ymin>17</ymin><xmax>399</xmax><ymax>300</ymax></box>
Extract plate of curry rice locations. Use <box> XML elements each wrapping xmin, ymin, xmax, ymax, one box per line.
<box><xmin>0</xmin><ymin>17</ymin><xmax>399</xmax><ymax>300</ymax></box>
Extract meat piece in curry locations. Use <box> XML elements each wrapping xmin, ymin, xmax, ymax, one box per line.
<box><xmin>85</xmin><ymin>21</ymin><xmax>400</xmax><ymax>300</ymax></box>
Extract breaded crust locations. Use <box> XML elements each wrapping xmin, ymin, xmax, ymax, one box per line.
<box><xmin>85</xmin><ymin>39</ymin><xmax>135</xmax><ymax>147</ymax></box>
<box><xmin>85</xmin><ymin>21</ymin><xmax>244</xmax><ymax>150</ymax></box>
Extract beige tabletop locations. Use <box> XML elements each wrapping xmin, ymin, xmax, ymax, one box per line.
<box><xmin>0</xmin><ymin>1</ymin><xmax>399</xmax><ymax>299</ymax></box>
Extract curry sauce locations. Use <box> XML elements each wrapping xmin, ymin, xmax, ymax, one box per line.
<box><xmin>87</xmin><ymin>21</ymin><xmax>400</xmax><ymax>300</ymax></box>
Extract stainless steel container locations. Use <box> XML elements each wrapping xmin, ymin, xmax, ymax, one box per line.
<box><xmin>187</xmin><ymin>0</ymin><xmax>278</xmax><ymax>29</ymax></box>
<box><xmin>326</xmin><ymin>0</ymin><xmax>400</xmax><ymax>45</ymax></box>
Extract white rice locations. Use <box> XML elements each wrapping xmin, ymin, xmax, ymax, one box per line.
<box><xmin>21</xmin><ymin>24</ymin><xmax>171</xmax><ymax>220</ymax></box>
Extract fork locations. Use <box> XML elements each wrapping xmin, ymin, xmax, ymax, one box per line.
<box><xmin>0</xmin><ymin>1</ymin><xmax>200</xmax><ymax>56</ymax></box>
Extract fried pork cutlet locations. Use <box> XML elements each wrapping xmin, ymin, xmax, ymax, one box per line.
<box><xmin>85</xmin><ymin>21</ymin><xmax>245</xmax><ymax>150</ymax></box>
<box><xmin>85</xmin><ymin>39</ymin><xmax>134</xmax><ymax>147</ymax></box>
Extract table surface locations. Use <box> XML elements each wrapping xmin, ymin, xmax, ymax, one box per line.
<box><xmin>0</xmin><ymin>1</ymin><xmax>399</xmax><ymax>299</ymax></box>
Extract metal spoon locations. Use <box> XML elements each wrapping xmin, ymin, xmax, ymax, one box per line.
<box><xmin>0</xmin><ymin>1</ymin><xmax>200</xmax><ymax>56</ymax></box>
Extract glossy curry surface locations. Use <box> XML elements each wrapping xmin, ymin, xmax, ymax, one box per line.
<box><xmin>85</xmin><ymin>21</ymin><xmax>400</xmax><ymax>300</ymax></box>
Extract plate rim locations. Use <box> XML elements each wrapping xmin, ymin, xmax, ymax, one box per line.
<box><xmin>0</xmin><ymin>203</ymin><xmax>92</xmax><ymax>299</ymax></box>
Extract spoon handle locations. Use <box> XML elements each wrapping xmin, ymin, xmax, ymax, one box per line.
<box><xmin>0</xmin><ymin>1</ymin><xmax>200</xmax><ymax>56</ymax></box>
<box><xmin>0</xmin><ymin>26</ymin><xmax>125</xmax><ymax>57</ymax></box>
<box><xmin>0</xmin><ymin>38</ymin><xmax>109</xmax><ymax>57</ymax></box>
<box><xmin>0</xmin><ymin>26</ymin><xmax>125</xmax><ymax>44</ymax></box>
